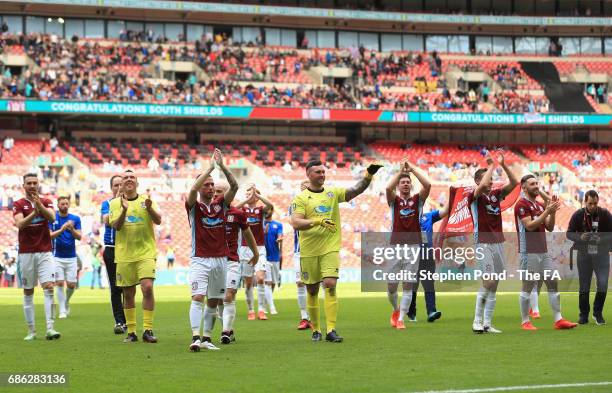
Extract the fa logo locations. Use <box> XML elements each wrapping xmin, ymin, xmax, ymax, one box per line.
<box><xmin>214</xmin><ymin>205</ymin><xmax>221</xmax><ymax>213</ymax></box>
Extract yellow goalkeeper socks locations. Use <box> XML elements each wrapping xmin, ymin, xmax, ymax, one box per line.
<box><xmin>324</xmin><ymin>287</ymin><xmax>338</xmax><ymax>333</ymax></box>
<box><xmin>125</xmin><ymin>308</ymin><xmax>136</xmax><ymax>334</ymax></box>
<box><xmin>143</xmin><ymin>309</ymin><xmax>154</xmax><ymax>331</ymax></box>
<box><xmin>306</xmin><ymin>292</ymin><xmax>320</xmax><ymax>332</ymax></box>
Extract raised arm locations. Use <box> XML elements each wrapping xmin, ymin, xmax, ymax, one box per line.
<box><xmin>474</xmin><ymin>154</ymin><xmax>495</xmax><ymax>198</ymax></box>
<box><xmin>498</xmin><ymin>153</ymin><xmax>519</xmax><ymax>199</ymax></box>
<box><xmin>385</xmin><ymin>162</ymin><xmax>404</xmax><ymax>207</ymax></box>
<box><xmin>409</xmin><ymin>161</ymin><xmax>431</xmax><ymax>201</ymax></box>
<box><xmin>255</xmin><ymin>192</ymin><xmax>274</xmax><ymax>215</ymax></box>
<box><xmin>187</xmin><ymin>160</ymin><xmax>215</xmax><ymax>208</ymax></box>
<box><xmin>346</xmin><ymin>162</ymin><xmax>383</xmax><ymax>202</ymax></box>
<box><xmin>214</xmin><ymin>148</ymin><xmax>239</xmax><ymax>206</ymax></box>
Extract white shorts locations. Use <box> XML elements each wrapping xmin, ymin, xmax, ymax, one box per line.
<box><xmin>54</xmin><ymin>257</ymin><xmax>78</xmax><ymax>283</ymax></box>
<box><xmin>387</xmin><ymin>244</ymin><xmax>420</xmax><ymax>283</ymax></box>
<box><xmin>189</xmin><ymin>257</ymin><xmax>227</xmax><ymax>299</ymax></box>
<box><xmin>225</xmin><ymin>260</ymin><xmax>241</xmax><ymax>290</ymax></box>
<box><xmin>239</xmin><ymin>246</ymin><xmax>267</xmax><ymax>277</ymax></box>
<box><xmin>293</xmin><ymin>254</ymin><xmax>302</xmax><ymax>283</ymax></box>
<box><xmin>520</xmin><ymin>253</ymin><xmax>555</xmax><ymax>277</ymax></box>
<box><xmin>476</xmin><ymin>243</ymin><xmax>506</xmax><ymax>274</ymax></box>
<box><xmin>266</xmin><ymin>262</ymin><xmax>280</xmax><ymax>284</ymax></box>
<box><xmin>17</xmin><ymin>252</ymin><xmax>55</xmax><ymax>289</ymax></box>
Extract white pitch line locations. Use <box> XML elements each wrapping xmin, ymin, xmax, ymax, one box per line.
<box><xmin>409</xmin><ymin>381</ymin><xmax>612</xmax><ymax>393</ymax></box>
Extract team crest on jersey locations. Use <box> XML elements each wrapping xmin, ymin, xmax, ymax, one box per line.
<box><xmin>255</xmin><ymin>208</ymin><xmax>260</xmax><ymax>214</ymax></box>
<box><xmin>140</xmin><ymin>202</ymin><xmax>146</xmax><ymax>208</ymax></box>
<box><xmin>519</xmin><ymin>207</ymin><xmax>525</xmax><ymax>215</ymax></box>
<box><xmin>327</xmin><ymin>192</ymin><xmax>334</xmax><ymax>198</ymax></box>
<box><xmin>408</xmin><ymin>200</ymin><xmax>414</xmax><ymax>207</ymax></box>
<box><xmin>214</xmin><ymin>205</ymin><xmax>221</xmax><ymax>213</ymax></box>
<box><xmin>227</xmin><ymin>214</ymin><xmax>235</xmax><ymax>222</ymax></box>
<box><xmin>490</xmin><ymin>195</ymin><xmax>497</xmax><ymax>203</ymax></box>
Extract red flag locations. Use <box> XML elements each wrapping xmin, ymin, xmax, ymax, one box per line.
<box><xmin>437</xmin><ymin>184</ymin><xmax>520</xmax><ymax>245</ymax></box>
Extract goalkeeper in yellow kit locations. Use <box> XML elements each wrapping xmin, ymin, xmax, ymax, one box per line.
<box><xmin>290</xmin><ymin>160</ymin><xmax>383</xmax><ymax>342</ymax></box>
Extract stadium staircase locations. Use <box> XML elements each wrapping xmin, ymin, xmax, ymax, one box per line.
<box><xmin>519</xmin><ymin>61</ymin><xmax>594</xmax><ymax>113</ymax></box>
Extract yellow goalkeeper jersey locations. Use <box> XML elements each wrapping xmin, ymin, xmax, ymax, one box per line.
<box><xmin>291</xmin><ymin>186</ymin><xmax>345</xmax><ymax>258</ymax></box>
<box><xmin>109</xmin><ymin>194</ymin><xmax>158</xmax><ymax>263</ymax></box>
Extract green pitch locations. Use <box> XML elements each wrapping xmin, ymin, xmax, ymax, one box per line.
<box><xmin>0</xmin><ymin>284</ymin><xmax>610</xmax><ymax>393</ymax></box>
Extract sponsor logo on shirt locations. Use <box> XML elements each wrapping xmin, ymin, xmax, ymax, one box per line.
<box><xmin>31</xmin><ymin>216</ymin><xmax>45</xmax><ymax>224</ymax></box>
<box><xmin>399</xmin><ymin>208</ymin><xmax>415</xmax><ymax>216</ymax></box>
<box><xmin>485</xmin><ymin>205</ymin><xmax>500</xmax><ymax>215</ymax></box>
<box><xmin>314</xmin><ymin>205</ymin><xmax>331</xmax><ymax>214</ymax></box>
<box><xmin>202</xmin><ymin>217</ymin><xmax>223</xmax><ymax>226</ymax></box>
<box><xmin>126</xmin><ymin>216</ymin><xmax>144</xmax><ymax>223</ymax></box>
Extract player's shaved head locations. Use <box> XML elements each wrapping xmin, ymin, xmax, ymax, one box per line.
<box><xmin>199</xmin><ymin>175</ymin><xmax>215</xmax><ymax>202</ymax></box>
<box><xmin>214</xmin><ymin>179</ymin><xmax>229</xmax><ymax>198</ymax></box>
<box><xmin>121</xmin><ymin>169</ymin><xmax>138</xmax><ymax>196</ymax></box>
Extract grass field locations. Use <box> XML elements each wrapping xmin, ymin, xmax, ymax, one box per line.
<box><xmin>0</xmin><ymin>284</ymin><xmax>610</xmax><ymax>393</ymax></box>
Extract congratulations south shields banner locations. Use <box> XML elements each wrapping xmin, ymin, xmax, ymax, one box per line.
<box><xmin>1</xmin><ymin>100</ymin><xmax>611</xmax><ymax>126</ymax></box>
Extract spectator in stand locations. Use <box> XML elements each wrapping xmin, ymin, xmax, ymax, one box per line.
<box><xmin>148</xmin><ymin>156</ymin><xmax>160</xmax><ymax>172</ymax></box>
<box><xmin>49</xmin><ymin>136</ymin><xmax>58</xmax><ymax>153</ymax></box>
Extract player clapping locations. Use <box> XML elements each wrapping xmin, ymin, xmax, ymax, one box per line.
<box><xmin>385</xmin><ymin>159</ymin><xmax>431</xmax><ymax>330</ymax></box>
<box><xmin>515</xmin><ymin>175</ymin><xmax>577</xmax><ymax>330</ymax></box>
<box><xmin>186</xmin><ymin>149</ymin><xmax>238</xmax><ymax>351</ymax></box>
<box><xmin>236</xmin><ymin>184</ymin><xmax>274</xmax><ymax>320</ymax></box>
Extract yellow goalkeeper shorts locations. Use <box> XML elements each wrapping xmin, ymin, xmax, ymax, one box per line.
<box><xmin>299</xmin><ymin>252</ymin><xmax>339</xmax><ymax>284</ymax></box>
<box><xmin>116</xmin><ymin>259</ymin><xmax>156</xmax><ymax>287</ymax></box>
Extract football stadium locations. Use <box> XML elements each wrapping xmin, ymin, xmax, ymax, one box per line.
<box><xmin>0</xmin><ymin>1</ymin><xmax>611</xmax><ymax>392</ymax></box>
